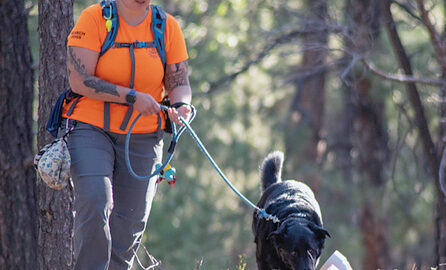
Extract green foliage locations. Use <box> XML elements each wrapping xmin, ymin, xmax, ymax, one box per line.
<box><xmin>236</xmin><ymin>255</ymin><xmax>247</xmax><ymax>270</ymax></box>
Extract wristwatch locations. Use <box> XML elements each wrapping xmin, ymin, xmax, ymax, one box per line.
<box><xmin>126</xmin><ymin>89</ymin><xmax>136</xmax><ymax>105</ymax></box>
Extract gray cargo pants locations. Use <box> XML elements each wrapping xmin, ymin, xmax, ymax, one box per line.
<box><xmin>66</xmin><ymin>120</ymin><xmax>163</xmax><ymax>270</ymax></box>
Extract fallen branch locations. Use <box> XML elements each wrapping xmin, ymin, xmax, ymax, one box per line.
<box><xmin>416</xmin><ymin>0</ymin><xmax>446</xmax><ymax>73</ymax></box>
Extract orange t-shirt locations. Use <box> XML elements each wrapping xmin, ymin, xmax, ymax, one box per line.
<box><xmin>62</xmin><ymin>4</ymin><xmax>188</xmax><ymax>134</ymax></box>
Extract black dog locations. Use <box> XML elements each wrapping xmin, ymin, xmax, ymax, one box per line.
<box><xmin>252</xmin><ymin>151</ymin><xmax>330</xmax><ymax>270</ymax></box>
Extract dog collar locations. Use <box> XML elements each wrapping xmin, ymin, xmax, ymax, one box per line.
<box><xmin>279</xmin><ymin>212</ymin><xmax>312</xmax><ymax>224</ymax></box>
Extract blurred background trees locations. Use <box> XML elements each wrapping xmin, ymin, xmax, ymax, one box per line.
<box><xmin>0</xmin><ymin>1</ymin><xmax>36</xmax><ymax>269</ymax></box>
<box><xmin>5</xmin><ymin>0</ymin><xmax>445</xmax><ymax>269</ymax></box>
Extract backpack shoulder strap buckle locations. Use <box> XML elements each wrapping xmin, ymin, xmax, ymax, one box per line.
<box><xmin>100</xmin><ymin>0</ymin><xmax>119</xmax><ymax>56</ymax></box>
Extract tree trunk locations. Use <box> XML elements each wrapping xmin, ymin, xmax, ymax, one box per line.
<box><xmin>435</xmin><ymin>175</ymin><xmax>446</xmax><ymax>268</ymax></box>
<box><xmin>436</xmin><ymin>2</ymin><xmax>446</xmax><ymax>267</ymax></box>
<box><xmin>379</xmin><ymin>0</ymin><xmax>437</xmax><ymax>176</ymax></box>
<box><xmin>379</xmin><ymin>0</ymin><xmax>444</xmax><ymax>265</ymax></box>
<box><xmin>37</xmin><ymin>1</ymin><xmax>74</xmax><ymax>269</ymax></box>
<box><xmin>438</xmin><ymin>72</ymin><xmax>446</xmax><ymax>269</ymax></box>
<box><xmin>340</xmin><ymin>0</ymin><xmax>392</xmax><ymax>269</ymax></box>
<box><xmin>0</xmin><ymin>1</ymin><xmax>37</xmax><ymax>269</ymax></box>
<box><xmin>285</xmin><ymin>0</ymin><xmax>328</xmax><ymax>191</ymax></box>
<box><xmin>354</xmin><ymin>77</ymin><xmax>391</xmax><ymax>269</ymax></box>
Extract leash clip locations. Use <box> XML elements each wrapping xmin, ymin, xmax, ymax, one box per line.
<box><xmin>155</xmin><ymin>163</ymin><xmax>177</xmax><ymax>187</ymax></box>
<box><xmin>257</xmin><ymin>209</ymin><xmax>280</xmax><ymax>223</ymax></box>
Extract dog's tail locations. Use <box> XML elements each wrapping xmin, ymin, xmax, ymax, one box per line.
<box><xmin>260</xmin><ymin>151</ymin><xmax>284</xmax><ymax>191</ymax></box>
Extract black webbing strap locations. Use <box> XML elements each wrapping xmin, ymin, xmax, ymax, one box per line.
<box><xmin>119</xmin><ymin>44</ymin><xmax>136</xmax><ymax>131</ymax></box>
<box><xmin>129</xmin><ymin>44</ymin><xmax>136</xmax><ymax>90</ymax></box>
<box><xmin>112</xmin><ymin>41</ymin><xmax>156</xmax><ymax>49</ymax></box>
<box><xmin>103</xmin><ymin>41</ymin><xmax>157</xmax><ymax>131</ymax></box>
<box><xmin>104</xmin><ymin>102</ymin><xmax>111</xmax><ymax>131</ymax></box>
<box><xmin>103</xmin><ymin>43</ymin><xmax>138</xmax><ymax>132</ymax></box>
<box><xmin>66</xmin><ymin>96</ymin><xmax>81</xmax><ymax>116</ymax></box>
<box><xmin>120</xmin><ymin>105</ymin><xmax>134</xmax><ymax>131</ymax></box>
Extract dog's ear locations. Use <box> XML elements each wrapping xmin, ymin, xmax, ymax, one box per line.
<box><xmin>308</xmin><ymin>223</ymin><xmax>331</xmax><ymax>240</ymax></box>
<box><xmin>266</xmin><ymin>223</ymin><xmax>286</xmax><ymax>241</ymax></box>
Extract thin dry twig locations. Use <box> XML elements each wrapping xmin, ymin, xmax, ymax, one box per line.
<box><xmin>416</xmin><ymin>0</ymin><xmax>446</xmax><ymax>72</ymax></box>
<box><xmin>201</xmin><ymin>23</ymin><xmax>343</xmax><ymax>96</ymax></box>
<box><xmin>335</xmin><ymin>46</ymin><xmax>446</xmax><ymax>87</ymax></box>
<box><xmin>363</xmin><ymin>58</ymin><xmax>446</xmax><ymax>86</ymax></box>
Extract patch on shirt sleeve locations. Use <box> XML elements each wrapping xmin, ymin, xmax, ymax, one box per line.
<box><xmin>70</xmin><ymin>31</ymin><xmax>86</xmax><ymax>40</ymax></box>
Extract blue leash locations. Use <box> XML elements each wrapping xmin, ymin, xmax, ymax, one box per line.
<box><xmin>125</xmin><ymin>105</ymin><xmax>195</xmax><ymax>181</ymax></box>
<box><xmin>125</xmin><ymin>105</ymin><xmax>279</xmax><ymax>223</ymax></box>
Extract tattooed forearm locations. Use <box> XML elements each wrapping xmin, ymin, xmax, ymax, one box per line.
<box><xmin>164</xmin><ymin>60</ymin><xmax>190</xmax><ymax>90</ymax></box>
<box><xmin>68</xmin><ymin>47</ymin><xmax>87</xmax><ymax>76</ymax></box>
<box><xmin>83</xmin><ymin>77</ymin><xmax>120</xmax><ymax>97</ymax></box>
<box><xmin>68</xmin><ymin>47</ymin><xmax>120</xmax><ymax>97</ymax></box>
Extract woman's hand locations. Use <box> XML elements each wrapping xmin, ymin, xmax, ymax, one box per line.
<box><xmin>167</xmin><ymin>105</ymin><xmax>192</xmax><ymax>126</ymax></box>
<box><xmin>134</xmin><ymin>92</ymin><xmax>161</xmax><ymax>116</ymax></box>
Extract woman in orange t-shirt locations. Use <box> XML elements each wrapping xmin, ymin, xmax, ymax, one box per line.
<box><xmin>64</xmin><ymin>0</ymin><xmax>191</xmax><ymax>269</ymax></box>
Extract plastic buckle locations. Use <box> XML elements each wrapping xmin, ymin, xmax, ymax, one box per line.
<box><xmin>103</xmin><ymin>4</ymin><xmax>112</xmax><ymax>20</ymax></box>
<box><xmin>134</xmin><ymin>41</ymin><xmax>146</xmax><ymax>48</ymax></box>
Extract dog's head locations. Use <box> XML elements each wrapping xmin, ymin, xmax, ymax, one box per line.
<box><xmin>267</xmin><ymin>218</ymin><xmax>330</xmax><ymax>270</ymax></box>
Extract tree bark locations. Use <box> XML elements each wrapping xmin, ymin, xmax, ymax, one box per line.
<box><xmin>340</xmin><ymin>0</ymin><xmax>392</xmax><ymax>269</ymax></box>
<box><xmin>354</xmin><ymin>77</ymin><xmax>391</xmax><ymax>269</ymax></box>
<box><xmin>438</xmin><ymin>62</ymin><xmax>446</xmax><ymax>270</ymax></box>
<box><xmin>37</xmin><ymin>1</ymin><xmax>74</xmax><ymax>269</ymax></box>
<box><xmin>439</xmin><ymin>62</ymin><xmax>446</xmax><ymax>270</ymax></box>
<box><xmin>0</xmin><ymin>1</ymin><xmax>37</xmax><ymax>269</ymax></box>
<box><xmin>285</xmin><ymin>0</ymin><xmax>328</xmax><ymax>191</ymax></box>
<box><xmin>379</xmin><ymin>0</ymin><xmax>438</xmax><ymax>176</ymax></box>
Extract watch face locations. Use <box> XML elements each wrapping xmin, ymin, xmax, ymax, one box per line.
<box><xmin>126</xmin><ymin>91</ymin><xmax>136</xmax><ymax>104</ymax></box>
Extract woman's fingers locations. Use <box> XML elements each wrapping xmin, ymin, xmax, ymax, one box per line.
<box><xmin>168</xmin><ymin>105</ymin><xmax>191</xmax><ymax>126</ymax></box>
<box><xmin>134</xmin><ymin>92</ymin><xmax>161</xmax><ymax>116</ymax></box>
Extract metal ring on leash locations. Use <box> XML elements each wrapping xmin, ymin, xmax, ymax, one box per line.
<box><xmin>124</xmin><ymin>104</ymin><xmax>196</xmax><ymax>181</ymax></box>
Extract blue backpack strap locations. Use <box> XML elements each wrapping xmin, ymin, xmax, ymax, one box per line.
<box><xmin>99</xmin><ymin>2</ymin><xmax>166</xmax><ymax>67</ymax></box>
<box><xmin>151</xmin><ymin>5</ymin><xmax>167</xmax><ymax>68</ymax></box>
<box><xmin>100</xmin><ymin>0</ymin><xmax>119</xmax><ymax>56</ymax></box>
<box><xmin>46</xmin><ymin>91</ymin><xmax>67</xmax><ymax>138</ymax></box>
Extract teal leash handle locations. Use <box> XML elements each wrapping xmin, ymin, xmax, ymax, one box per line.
<box><xmin>178</xmin><ymin>116</ymin><xmax>280</xmax><ymax>223</ymax></box>
<box><xmin>125</xmin><ymin>104</ymin><xmax>278</xmax><ymax>223</ymax></box>
<box><xmin>124</xmin><ymin>105</ymin><xmax>195</xmax><ymax>181</ymax></box>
